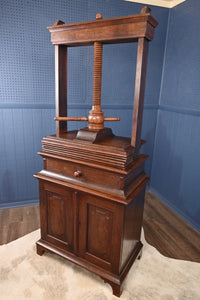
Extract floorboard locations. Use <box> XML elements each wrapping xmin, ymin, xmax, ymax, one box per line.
<box><xmin>143</xmin><ymin>192</ymin><xmax>200</xmax><ymax>263</ymax></box>
<box><xmin>0</xmin><ymin>205</ymin><xmax>40</xmax><ymax>245</ymax></box>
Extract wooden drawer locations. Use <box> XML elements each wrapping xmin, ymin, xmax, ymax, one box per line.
<box><xmin>44</xmin><ymin>157</ymin><xmax>122</xmax><ymax>190</ymax></box>
<box><xmin>38</xmin><ymin>154</ymin><xmax>147</xmax><ymax>198</ymax></box>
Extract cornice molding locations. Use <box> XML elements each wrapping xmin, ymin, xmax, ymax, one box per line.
<box><xmin>124</xmin><ymin>0</ymin><xmax>186</xmax><ymax>8</ymax></box>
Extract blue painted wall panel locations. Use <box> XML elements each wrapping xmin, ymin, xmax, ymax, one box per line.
<box><xmin>102</xmin><ymin>43</ymin><xmax>137</xmax><ymax>105</ymax></box>
<box><xmin>0</xmin><ymin>108</ymin><xmax>55</xmax><ymax>205</ymax></box>
<box><xmin>150</xmin><ymin>0</ymin><xmax>200</xmax><ymax>231</ymax></box>
<box><xmin>0</xmin><ymin>110</ymin><xmax>19</xmax><ymax>204</ymax></box>
<box><xmin>160</xmin><ymin>0</ymin><xmax>200</xmax><ymax>111</ymax></box>
<box><xmin>151</xmin><ymin>110</ymin><xmax>200</xmax><ymax>231</ymax></box>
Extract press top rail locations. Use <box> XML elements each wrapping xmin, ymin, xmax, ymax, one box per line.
<box><xmin>47</xmin><ymin>7</ymin><xmax>158</xmax><ymax>46</ymax></box>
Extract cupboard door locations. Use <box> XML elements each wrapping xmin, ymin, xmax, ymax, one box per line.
<box><xmin>39</xmin><ymin>181</ymin><xmax>77</xmax><ymax>253</ymax></box>
<box><xmin>78</xmin><ymin>193</ymin><xmax>124</xmax><ymax>273</ymax></box>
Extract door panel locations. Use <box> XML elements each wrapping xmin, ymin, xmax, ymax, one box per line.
<box><xmin>47</xmin><ymin>192</ymin><xmax>65</xmax><ymax>239</ymax></box>
<box><xmin>87</xmin><ymin>204</ymin><xmax>113</xmax><ymax>262</ymax></box>
<box><xmin>39</xmin><ymin>181</ymin><xmax>76</xmax><ymax>252</ymax></box>
<box><xmin>79</xmin><ymin>193</ymin><xmax>124</xmax><ymax>273</ymax></box>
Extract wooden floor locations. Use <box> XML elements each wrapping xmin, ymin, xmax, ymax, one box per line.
<box><xmin>0</xmin><ymin>191</ymin><xmax>199</xmax><ymax>263</ymax></box>
<box><xmin>143</xmin><ymin>192</ymin><xmax>200</xmax><ymax>263</ymax></box>
<box><xmin>0</xmin><ymin>205</ymin><xmax>39</xmax><ymax>245</ymax></box>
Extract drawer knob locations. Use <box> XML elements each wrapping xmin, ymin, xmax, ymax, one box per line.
<box><xmin>74</xmin><ymin>170</ymin><xmax>82</xmax><ymax>177</ymax></box>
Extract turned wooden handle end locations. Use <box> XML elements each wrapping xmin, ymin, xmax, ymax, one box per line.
<box><xmin>140</xmin><ymin>6</ymin><xmax>151</xmax><ymax>14</ymax></box>
<box><xmin>96</xmin><ymin>13</ymin><xmax>103</xmax><ymax>20</ymax></box>
<box><xmin>54</xmin><ymin>117</ymin><xmax>88</xmax><ymax>121</ymax></box>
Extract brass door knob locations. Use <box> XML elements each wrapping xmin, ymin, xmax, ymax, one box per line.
<box><xmin>74</xmin><ymin>170</ymin><xmax>82</xmax><ymax>177</ymax></box>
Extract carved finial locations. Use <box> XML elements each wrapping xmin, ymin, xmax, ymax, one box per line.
<box><xmin>54</xmin><ymin>20</ymin><xmax>65</xmax><ymax>26</ymax></box>
<box><xmin>140</xmin><ymin>6</ymin><xmax>151</xmax><ymax>14</ymax></box>
<box><xmin>96</xmin><ymin>13</ymin><xmax>103</xmax><ymax>20</ymax></box>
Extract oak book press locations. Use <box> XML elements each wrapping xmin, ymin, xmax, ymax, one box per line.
<box><xmin>34</xmin><ymin>7</ymin><xmax>158</xmax><ymax>297</ymax></box>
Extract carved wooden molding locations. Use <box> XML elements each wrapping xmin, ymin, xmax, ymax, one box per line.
<box><xmin>47</xmin><ymin>12</ymin><xmax>158</xmax><ymax>45</ymax></box>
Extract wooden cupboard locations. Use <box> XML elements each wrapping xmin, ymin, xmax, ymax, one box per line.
<box><xmin>35</xmin><ymin>7</ymin><xmax>158</xmax><ymax>297</ymax></box>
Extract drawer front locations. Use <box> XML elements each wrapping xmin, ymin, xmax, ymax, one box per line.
<box><xmin>45</xmin><ymin>157</ymin><xmax>122</xmax><ymax>190</ymax></box>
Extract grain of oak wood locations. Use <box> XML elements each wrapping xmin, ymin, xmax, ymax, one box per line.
<box><xmin>0</xmin><ymin>192</ymin><xmax>199</xmax><ymax>263</ymax></box>
<box><xmin>55</xmin><ymin>45</ymin><xmax>67</xmax><ymax>135</ymax></box>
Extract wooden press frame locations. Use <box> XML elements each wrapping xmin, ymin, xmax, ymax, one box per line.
<box><xmin>47</xmin><ymin>6</ymin><xmax>158</xmax><ymax>157</ymax></box>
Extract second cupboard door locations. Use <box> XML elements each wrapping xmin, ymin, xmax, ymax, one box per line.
<box><xmin>78</xmin><ymin>193</ymin><xmax>124</xmax><ymax>273</ymax></box>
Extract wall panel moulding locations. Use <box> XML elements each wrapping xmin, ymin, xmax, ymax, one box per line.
<box><xmin>124</xmin><ymin>0</ymin><xmax>186</xmax><ymax>8</ymax></box>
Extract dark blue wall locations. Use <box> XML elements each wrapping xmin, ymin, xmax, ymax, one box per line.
<box><xmin>0</xmin><ymin>0</ymin><xmax>168</xmax><ymax>208</ymax></box>
<box><xmin>1</xmin><ymin>0</ymin><xmax>199</xmax><ymax>233</ymax></box>
<box><xmin>150</xmin><ymin>0</ymin><xmax>200</xmax><ymax>231</ymax></box>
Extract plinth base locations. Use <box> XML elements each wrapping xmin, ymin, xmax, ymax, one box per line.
<box><xmin>36</xmin><ymin>239</ymin><xmax>143</xmax><ymax>297</ymax></box>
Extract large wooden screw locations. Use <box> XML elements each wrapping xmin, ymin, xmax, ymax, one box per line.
<box><xmin>88</xmin><ymin>14</ymin><xmax>104</xmax><ymax>130</ymax></box>
<box><xmin>54</xmin><ymin>13</ymin><xmax>120</xmax><ymax>129</ymax></box>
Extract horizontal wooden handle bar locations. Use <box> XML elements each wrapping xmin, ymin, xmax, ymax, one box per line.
<box><xmin>54</xmin><ymin>117</ymin><xmax>120</xmax><ymax>121</ymax></box>
<box><xmin>54</xmin><ymin>117</ymin><xmax>88</xmax><ymax>121</ymax></box>
<box><xmin>104</xmin><ymin>118</ymin><xmax>120</xmax><ymax>121</ymax></box>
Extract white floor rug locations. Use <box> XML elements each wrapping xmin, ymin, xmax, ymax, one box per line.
<box><xmin>0</xmin><ymin>229</ymin><xmax>199</xmax><ymax>300</ymax></box>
